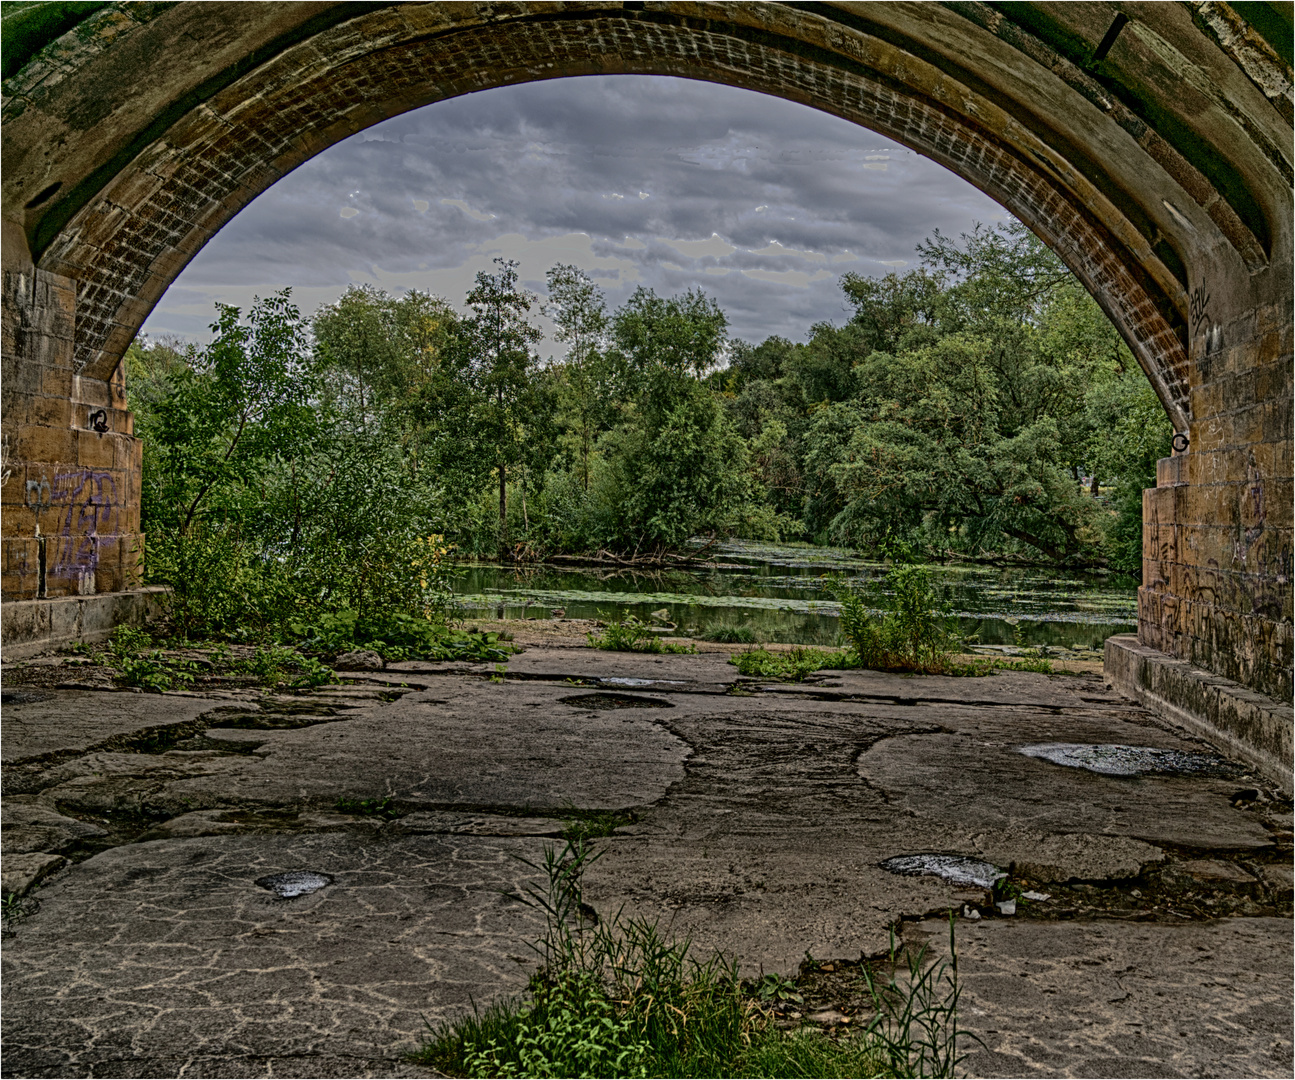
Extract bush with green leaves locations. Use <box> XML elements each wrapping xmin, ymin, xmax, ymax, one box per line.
<box><xmin>287</xmin><ymin>610</ymin><xmax>510</xmax><ymax>662</ymax></box>
<box><xmin>831</xmin><ymin>564</ymin><xmax>961</xmax><ymax>673</ymax></box>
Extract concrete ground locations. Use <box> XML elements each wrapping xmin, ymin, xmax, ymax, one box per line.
<box><xmin>2</xmin><ymin>629</ymin><xmax>1291</xmax><ymax>1078</ymax></box>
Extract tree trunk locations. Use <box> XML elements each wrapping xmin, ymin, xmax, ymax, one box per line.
<box><xmin>498</xmin><ymin>464</ymin><xmax>508</xmax><ymax>559</ymax></box>
<box><xmin>521</xmin><ymin>462</ymin><xmax>529</xmax><ymax>533</ymax></box>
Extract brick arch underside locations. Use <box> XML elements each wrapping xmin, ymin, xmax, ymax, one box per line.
<box><xmin>42</xmin><ymin>11</ymin><xmax>1190</xmax><ymax>427</ymax></box>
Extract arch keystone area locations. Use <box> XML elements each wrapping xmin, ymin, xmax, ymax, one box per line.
<box><xmin>1</xmin><ymin>2</ymin><xmax>1290</xmax><ymax>784</ymax></box>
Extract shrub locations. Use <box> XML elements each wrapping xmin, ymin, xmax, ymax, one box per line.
<box><xmin>587</xmin><ymin>610</ymin><xmax>696</xmax><ymax>654</ymax></box>
<box><xmin>831</xmin><ymin>565</ymin><xmax>960</xmax><ymax>673</ymax></box>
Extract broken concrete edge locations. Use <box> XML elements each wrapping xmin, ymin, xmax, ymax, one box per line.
<box><xmin>1105</xmin><ymin>634</ymin><xmax>1293</xmax><ymax>796</ymax></box>
<box><xmin>1</xmin><ymin>587</ymin><xmax>167</xmax><ymax>661</ymax></box>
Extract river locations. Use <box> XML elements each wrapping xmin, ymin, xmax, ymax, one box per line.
<box><xmin>448</xmin><ymin>540</ymin><xmax>1137</xmax><ymax>655</ymax></box>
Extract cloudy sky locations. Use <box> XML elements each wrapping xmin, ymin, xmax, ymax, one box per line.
<box><xmin>140</xmin><ymin>75</ymin><xmax>1008</xmax><ymax>355</ymax></box>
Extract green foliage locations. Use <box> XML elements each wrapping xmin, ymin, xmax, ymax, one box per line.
<box><xmin>730</xmin><ymin>646</ymin><xmax>855</xmax><ymax>681</ymax></box>
<box><xmin>729</xmin><ymin>221</ymin><xmax>1170</xmax><ymax>566</ymax></box>
<box><xmin>751</xmin><ymin>973</ymin><xmax>803</xmax><ymax>1004</ymax></box>
<box><xmin>831</xmin><ymin>565</ymin><xmax>961</xmax><ymax>674</ymax></box>
<box><xmin>115</xmin><ymin>651</ymin><xmax>198</xmax><ymax>693</ymax></box>
<box><xmin>416</xmin><ymin>839</ymin><xmax>964</xmax><ymax>1078</ymax></box>
<box><xmin>701</xmin><ymin>623</ymin><xmax>762</xmax><ymax>644</ymax></box>
<box><xmin>335</xmin><ymin>796</ymin><xmax>399</xmax><ymax>819</ymax></box>
<box><xmin>130</xmin><ymin>225</ymin><xmax>1165</xmax><ymax>650</ymax></box>
<box><xmin>560</xmin><ymin>809</ymin><xmax>634</xmax><ymax>844</ymax></box>
<box><xmin>287</xmin><ymin>610</ymin><xmax>510</xmax><ymax>662</ymax></box>
<box><xmin>587</xmin><ymin>610</ymin><xmax>695</xmax><ymax>654</ymax></box>
<box><xmin>860</xmin><ymin>921</ymin><xmax>980</xmax><ymax>1078</ymax></box>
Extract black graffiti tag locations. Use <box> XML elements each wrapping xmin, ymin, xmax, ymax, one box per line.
<box><xmin>1189</xmin><ymin>284</ymin><xmax>1211</xmax><ymax>335</ymax></box>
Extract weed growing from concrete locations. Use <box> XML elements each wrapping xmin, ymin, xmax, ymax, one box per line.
<box><xmin>335</xmin><ymin>796</ymin><xmax>400</xmax><ymax>819</ymax></box>
<box><xmin>115</xmin><ymin>652</ymin><xmax>199</xmax><ymax>693</ymax></box>
<box><xmin>860</xmin><ymin>921</ymin><xmax>980</xmax><ymax>1078</ymax></box>
<box><xmin>559</xmin><ymin>808</ymin><xmax>634</xmax><ymax>843</ymax></box>
<box><xmin>415</xmin><ymin>839</ymin><xmax>968</xmax><ymax>1077</ymax></box>
<box><xmin>1</xmin><ymin>892</ymin><xmax>40</xmax><ymax>933</ymax></box>
<box><xmin>730</xmin><ymin>646</ymin><xmax>855</xmax><ymax>681</ymax></box>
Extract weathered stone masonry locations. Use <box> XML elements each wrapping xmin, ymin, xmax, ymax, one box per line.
<box><xmin>2</xmin><ymin>254</ymin><xmax>142</xmax><ymax>601</ymax></box>
<box><xmin>1</xmin><ymin>2</ymin><xmax>1290</xmax><ymax>739</ymax></box>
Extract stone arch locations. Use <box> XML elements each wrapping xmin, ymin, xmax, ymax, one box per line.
<box><xmin>2</xmin><ymin>3</ymin><xmax>1291</xmax><ymax>726</ymax></box>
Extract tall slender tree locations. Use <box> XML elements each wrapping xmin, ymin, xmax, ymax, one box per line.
<box><xmin>456</xmin><ymin>258</ymin><xmax>544</xmax><ymax>558</ymax></box>
<box><xmin>544</xmin><ymin>264</ymin><xmax>612</xmax><ymax>492</ymax></box>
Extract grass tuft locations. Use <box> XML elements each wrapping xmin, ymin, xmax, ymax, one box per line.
<box><xmin>701</xmin><ymin>623</ymin><xmax>762</xmax><ymax>644</ymax></box>
<box><xmin>730</xmin><ymin>646</ymin><xmax>855</xmax><ymax>682</ymax></box>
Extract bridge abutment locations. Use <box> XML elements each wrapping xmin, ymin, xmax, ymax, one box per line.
<box><xmin>2</xmin><ymin>242</ymin><xmax>143</xmax><ymax>603</ymax></box>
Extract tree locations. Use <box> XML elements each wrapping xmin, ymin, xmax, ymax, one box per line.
<box><xmin>612</xmin><ymin>286</ymin><xmax>728</xmax><ymax>418</ymax></box>
<box><xmin>140</xmin><ymin>290</ymin><xmax>319</xmax><ymax>535</ymax></box>
<box><xmin>454</xmin><ymin>258</ymin><xmax>545</xmax><ymax>558</ymax></box>
<box><xmin>314</xmin><ymin>285</ymin><xmax>458</xmax><ymax>475</ymax></box>
<box><xmin>598</xmin><ymin>287</ymin><xmax>753</xmax><ymax>553</ymax></box>
<box><xmin>544</xmin><ymin>264</ymin><xmax>613</xmax><ymax>492</ymax></box>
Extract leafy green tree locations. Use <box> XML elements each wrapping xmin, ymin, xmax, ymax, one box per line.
<box><xmin>612</xmin><ymin>286</ymin><xmax>727</xmax><ymax>416</ymax></box>
<box><xmin>544</xmin><ymin>264</ymin><xmax>614</xmax><ymax>493</ymax></box>
<box><xmin>597</xmin><ymin>287</ymin><xmax>756</xmax><ymax>552</ymax></box>
<box><xmin>453</xmin><ymin>258</ymin><xmax>545</xmax><ymax>557</ymax></box>
<box><xmin>139</xmin><ymin>290</ymin><xmax>319</xmax><ymax>535</ymax></box>
<box><xmin>313</xmin><ymin>285</ymin><xmax>459</xmax><ymax>473</ymax></box>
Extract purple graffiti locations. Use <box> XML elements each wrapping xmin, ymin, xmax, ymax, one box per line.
<box><xmin>49</xmin><ymin>469</ymin><xmax>118</xmax><ymax>581</ymax></box>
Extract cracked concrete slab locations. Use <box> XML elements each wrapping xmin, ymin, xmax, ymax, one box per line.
<box><xmin>3</xmin><ymin>647</ymin><xmax>1291</xmax><ymax>1077</ymax></box>
<box><xmin>923</xmin><ymin>916</ymin><xmax>1294</xmax><ymax>1079</ymax></box>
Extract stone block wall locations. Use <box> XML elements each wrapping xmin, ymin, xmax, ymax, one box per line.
<box><xmin>1141</xmin><ymin>297</ymin><xmax>1294</xmax><ymax>703</ymax></box>
<box><xmin>1</xmin><ymin>262</ymin><xmax>143</xmax><ymax>601</ymax></box>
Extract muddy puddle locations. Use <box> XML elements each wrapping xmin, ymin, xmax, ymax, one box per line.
<box><xmin>256</xmin><ymin>870</ymin><xmax>333</xmax><ymax>898</ymax></box>
<box><xmin>1019</xmin><ymin>742</ymin><xmax>1243</xmax><ymax>778</ymax></box>
<box><xmin>558</xmin><ymin>693</ymin><xmax>674</xmax><ymax>710</ymax></box>
<box><xmin>879</xmin><ymin>854</ymin><xmax>1006</xmax><ymax>888</ymax></box>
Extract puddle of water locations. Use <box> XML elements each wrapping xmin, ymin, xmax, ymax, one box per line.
<box><xmin>558</xmin><ymin>693</ymin><xmax>674</xmax><ymax>710</ymax></box>
<box><xmin>255</xmin><ymin>870</ymin><xmax>333</xmax><ymax>898</ymax></box>
<box><xmin>1</xmin><ymin>689</ymin><xmax>55</xmax><ymax>705</ymax></box>
<box><xmin>1018</xmin><ymin>743</ymin><xmax>1240</xmax><ymax>777</ymax></box>
<box><xmin>880</xmin><ymin>854</ymin><xmax>1006</xmax><ymax>888</ymax></box>
<box><xmin>599</xmin><ymin>677</ymin><xmax>684</xmax><ymax>687</ymax></box>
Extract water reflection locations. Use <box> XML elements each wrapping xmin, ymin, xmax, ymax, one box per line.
<box><xmin>449</xmin><ymin>540</ymin><xmax>1138</xmax><ymax>650</ymax></box>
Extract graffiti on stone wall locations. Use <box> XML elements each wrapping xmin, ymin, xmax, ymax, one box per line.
<box><xmin>22</xmin><ymin>468</ymin><xmax>120</xmax><ymax>591</ymax></box>
<box><xmin>1189</xmin><ymin>284</ymin><xmax>1211</xmax><ymax>335</ymax></box>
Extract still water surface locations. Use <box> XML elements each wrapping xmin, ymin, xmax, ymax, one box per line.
<box><xmin>450</xmin><ymin>540</ymin><xmax>1138</xmax><ymax>651</ymax></box>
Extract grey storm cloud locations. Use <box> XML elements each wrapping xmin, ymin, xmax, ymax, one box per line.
<box><xmin>143</xmin><ymin>75</ymin><xmax>1006</xmax><ymax>350</ymax></box>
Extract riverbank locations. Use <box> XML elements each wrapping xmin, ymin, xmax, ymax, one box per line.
<box><xmin>474</xmin><ymin>616</ymin><xmax>1107</xmax><ymax>674</ymax></box>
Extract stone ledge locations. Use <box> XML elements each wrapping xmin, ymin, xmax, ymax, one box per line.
<box><xmin>1105</xmin><ymin>634</ymin><xmax>1293</xmax><ymax>795</ymax></box>
<box><xmin>1</xmin><ymin>587</ymin><xmax>166</xmax><ymax>660</ymax></box>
